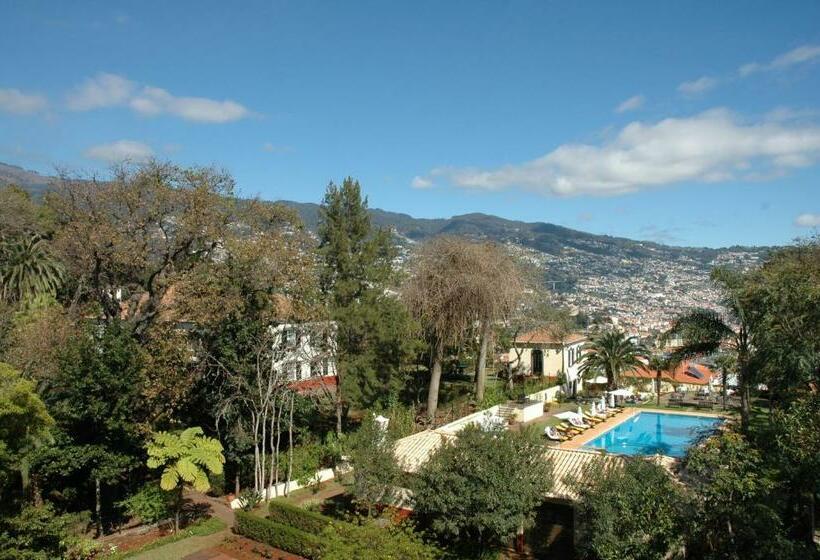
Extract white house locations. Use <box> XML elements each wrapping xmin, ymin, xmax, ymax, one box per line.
<box><xmin>507</xmin><ymin>329</ymin><xmax>587</xmax><ymax>396</ymax></box>
<box><xmin>269</xmin><ymin>322</ymin><xmax>337</xmax><ymax>382</ymax></box>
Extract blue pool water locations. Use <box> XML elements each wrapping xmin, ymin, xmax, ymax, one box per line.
<box><xmin>582</xmin><ymin>412</ymin><xmax>722</xmax><ymax>458</ymax></box>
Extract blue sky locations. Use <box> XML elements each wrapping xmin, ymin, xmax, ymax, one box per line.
<box><xmin>1</xmin><ymin>1</ymin><xmax>819</xmax><ymax>248</ymax></box>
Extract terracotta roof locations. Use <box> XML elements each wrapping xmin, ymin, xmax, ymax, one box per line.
<box><xmin>288</xmin><ymin>375</ymin><xmax>338</xmax><ymax>394</ymax></box>
<box><xmin>393</xmin><ymin>429</ymin><xmax>456</xmax><ymax>473</ymax></box>
<box><xmin>514</xmin><ymin>329</ymin><xmax>587</xmax><ymax>346</ymax></box>
<box><xmin>544</xmin><ymin>448</ymin><xmax>624</xmax><ymax>501</ymax></box>
<box><xmin>623</xmin><ymin>361</ymin><xmax>716</xmax><ymax>386</ymax></box>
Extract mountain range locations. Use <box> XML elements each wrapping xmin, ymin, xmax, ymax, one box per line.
<box><xmin>1</xmin><ymin>160</ymin><xmax>768</xmax><ymax>266</ymax></box>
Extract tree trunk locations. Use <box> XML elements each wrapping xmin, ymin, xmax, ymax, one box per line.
<box><xmin>427</xmin><ymin>342</ymin><xmax>444</xmax><ymax>422</ymax></box>
<box><xmin>234</xmin><ymin>473</ymin><xmax>240</xmax><ymax>497</ymax></box>
<box><xmin>722</xmin><ymin>369</ymin><xmax>728</xmax><ymax>409</ymax></box>
<box><xmin>475</xmin><ymin>321</ymin><xmax>491</xmax><ymax>402</ymax></box>
<box><xmin>95</xmin><ymin>477</ymin><xmax>103</xmax><ymax>537</ymax></box>
<box><xmin>274</xmin><ymin>397</ymin><xmax>283</xmax><ymax>497</ymax></box>
<box><xmin>286</xmin><ymin>392</ymin><xmax>294</xmax><ymax>496</ymax></box>
<box><xmin>656</xmin><ymin>373</ymin><xmax>661</xmax><ymax>406</ymax></box>
<box><xmin>174</xmin><ymin>487</ymin><xmax>182</xmax><ymax>533</ymax></box>
<box><xmin>739</xmin><ymin>371</ymin><xmax>751</xmax><ymax>432</ymax></box>
<box><xmin>335</xmin><ymin>365</ymin><xmax>344</xmax><ymax>437</ymax></box>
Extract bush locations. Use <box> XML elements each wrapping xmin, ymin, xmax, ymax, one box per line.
<box><xmin>118</xmin><ymin>483</ymin><xmax>172</xmax><ymax>524</ymax></box>
<box><xmin>234</xmin><ymin>511</ymin><xmax>323</xmax><ymax>560</ymax></box>
<box><xmin>208</xmin><ymin>470</ymin><xmax>226</xmax><ymax>496</ymax></box>
<box><xmin>268</xmin><ymin>499</ymin><xmax>332</xmax><ymax>534</ymax></box>
<box><xmin>320</xmin><ymin>520</ymin><xmax>440</xmax><ymax>560</ymax></box>
<box><xmin>268</xmin><ymin>500</ymin><xmax>359</xmax><ymax>538</ymax></box>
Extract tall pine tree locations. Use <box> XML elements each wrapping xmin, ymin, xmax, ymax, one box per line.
<box><xmin>318</xmin><ymin>178</ymin><xmax>415</xmax><ymax>434</ymax></box>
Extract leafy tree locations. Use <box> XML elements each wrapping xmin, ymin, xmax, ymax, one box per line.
<box><xmin>320</xmin><ymin>521</ymin><xmax>440</xmax><ymax>560</ymax></box>
<box><xmin>2</xmin><ymin>303</ymin><xmax>77</xmax><ymax>395</ymax></box>
<box><xmin>47</xmin><ymin>162</ymin><xmax>238</xmax><ymax>338</ymax></box>
<box><xmin>0</xmin><ymin>235</ymin><xmax>64</xmax><ymax>305</ymax></box>
<box><xmin>683</xmin><ymin>430</ymin><xmax>801</xmax><ymax>560</ymax></box>
<box><xmin>348</xmin><ymin>414</ymin><xmax>399</xmax><ymax>516</ymax></box>
<box><xmin>35</xmin><ymin>323</ymin><xmax>146</xmax><ymax>534</ymax></box>
<box><xmin>0</xmin><ymin>363</ymin><xmax>53</xmax><ymax>502</ymax></box>
<box><xmin>769</xmin><ymin>394</ymin><xmax>820</xmax><ymax>545</ymax></box>
<box><xmin>318</xmin><ymin>178</ymin><xmax>416</xmax><ymax>433</ymax></box>
<box><xmin>0</xmin><ymin>504</ymin><xmax>94</xmax><ymax>560</ymax></box>
<box><xmin>744</xmin><ymin>240</ymin><xmax>820</xmax><ymax>399</ymax></box>
<box><xmin>412</xmin><ymin>425</ymin><xmax>552</xmax><ymax>553</ymax></box>
<box><xmin>579</xmin><ymin>330</ymin><xmax>647</xmax><ymax>390</ymax></box>
<box><xmin>146</xmin><ymin>426</ymin><xmax>225</xmax><ymax>532</ymax></box>
<box><xmin>117</xmin><ymin>482</ymin><xmax>172</xmax><ymax>524</ymax></box>
<box><xmin>569</xmin><ymin>456</ymin><xmax>685</xmax><ymax>560</ymax></box>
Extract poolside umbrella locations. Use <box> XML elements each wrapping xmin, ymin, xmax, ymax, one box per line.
<box><xmin>600</xmin><ymin>396</ymin><xmax>606</xmax><ymax>411</ymax></box>
<box><xmin>577</xmin><ymin>405</ymin><xmax>583</xmax><ymax>417</ymax></box>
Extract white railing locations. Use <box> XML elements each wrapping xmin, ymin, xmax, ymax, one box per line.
<box><xmin>229</xmin><ymin>467</ymin><xmax>339</xmax><ymax>509</ymax></box>
<box><xmin>526</xmin><ymin>385</ymin><xmax>563</xmax><ymax>403</ymax></box>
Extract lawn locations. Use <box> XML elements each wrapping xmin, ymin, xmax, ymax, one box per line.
<box><xmin>112</xmin><ymin>517</ymin><xmax>227</xmax><ymax>560</ymax></box>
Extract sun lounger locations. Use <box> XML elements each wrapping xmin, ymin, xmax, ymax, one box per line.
<box><xmin>557</xmin><ymin>422</ymin><xmax>583</xmax><ymax>435</ymax></box>
<box><xmin>545</xmin><ymin>426</ymin><xmax>567</xmax><ymax>442</ymax></box>
<box><xmin>583</xmin><ymin>413</ymin><xmax>604</xmax><ymax>424</ymax></box>
<box><xmin>568</xmin><ymin>416</ymin><xmax>591</xmax><ymax>430</ymax></box>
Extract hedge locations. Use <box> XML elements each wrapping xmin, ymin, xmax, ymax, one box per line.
<box><xmin>234</xmin><ymin>511</ymin><xmax>324</xmax><ymax>560</ymax></box>
<box><xmin>268</xmin><ymin>499</ymin><xmax>331</xmax><ymax>535</ymax></box>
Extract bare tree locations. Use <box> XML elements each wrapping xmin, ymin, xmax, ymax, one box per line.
<box><xmin>471</xmin><ymin>243</ymin><xmax>525</xmax><ymax>402</ymax></box>
<box><xmin>403</xmin><ymin>236</ymin><xmax>516</xmax><ymax>420</ymax></box>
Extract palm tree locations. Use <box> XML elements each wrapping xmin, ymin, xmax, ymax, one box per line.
<box><xmin>713</xmin><ymin>353</ymin><xmax>736</xmax><ymax>410</ymax></box>
<box><xmin>664</xmin><ymin>268</ymin><xmax>757</xmax><ymax>431</ymax></box>
<box><xmin>646</xmin><ymin>354</ymin><xmax>672</xmax><ymax>406</ymax></box>
<box><xmin>0</xmin><ymin>234</ymin><xmax>65</xmax><ymax>304</ymax></box>
<box><xmin>579</xmin><ymin>330</ymin><xmax>647</xmax><ymax>391</ymax></box>
<box><xmin>147</xmin><ymin>426</ymin><xmax>225</xmax><ymax>532</ymax></box>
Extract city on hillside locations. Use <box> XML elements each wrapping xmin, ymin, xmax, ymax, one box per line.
<box><xmin>0</xmin><ymin>3</ymin><xmax>818</xmax><ymax>560</ymax></box>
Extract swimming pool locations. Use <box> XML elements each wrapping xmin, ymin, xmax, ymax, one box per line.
<box><xmin>582</xmin><ymin>412</ymin><xmax>722</xmax><ymax>458</ymax></box>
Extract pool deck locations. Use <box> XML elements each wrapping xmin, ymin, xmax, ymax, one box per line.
<box><xmin>559</xmin><ymin>407</ymin><xmax>726</xmax><ymax>450</ymax></box>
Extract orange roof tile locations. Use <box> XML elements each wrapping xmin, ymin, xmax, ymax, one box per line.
<box><xmin>623</xmin><ymin>361</ymin><xmax>716</xmax><ymax>386</ymax></box>
<box><xmin>514</xmin><ymin>328</ymin><xmax>587</xmax><ymax>346</ymax></box>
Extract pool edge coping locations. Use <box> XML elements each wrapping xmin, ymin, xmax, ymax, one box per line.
<box><xmin>559</xmin><ymin>407</ymin><xmax>728</xmax><ymax>452</ymax></box>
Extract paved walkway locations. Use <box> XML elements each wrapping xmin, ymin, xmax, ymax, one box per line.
<box><xmin>130</xmin><ymin>491</ymin><xmax>235</xmax><ymax>560</ymax></box>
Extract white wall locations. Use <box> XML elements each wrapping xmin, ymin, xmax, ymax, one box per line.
<box><xmin>269</xmin><ymin>322</ymin><xmax>337</xmax><ymax>381</ymax></box>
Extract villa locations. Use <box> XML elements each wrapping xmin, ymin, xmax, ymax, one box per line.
<box><xmin>506</xmin><ymin>328</ymin><xmax>587</xmax><ymax>395</ymax></box>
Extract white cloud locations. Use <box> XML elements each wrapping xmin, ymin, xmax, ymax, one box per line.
<box><xmin>426</xmin><ymin>109</ymin><xmax>820</xmax><ymax>197</ymax></box>
<box><xmin>129</xmin><ymin>86</ymin><xmax>249</xmax><ymax>123</ymax></box>
<box><xmin>411</xmin><ymin>176</ymin><xmax>434</xmax><ymax>189</ymax></box>
<box><xmin>0</xmin><ymin>88</ymin><xmax>48</xmax><ymax>115</ymax></box>
<box><xmin>67</xmin><ymin>73</ymin><xmax>251</xmax><ymax>123</ymax></box>
<box><xmin>739</xmin><ymin>44</ymin><xmax>820</xmax><ymax>76</ymax></box>
<box><xmin>678</xmin><ymin>76</ymin><xmax>718</xmax><ymax>95</ymax></box>
<box><xmin>615</xmin><ymin>95</ymin><xmax>645</xmax><ymax>113</ymax></box>
<box><xmin>66</xmin><ymin>73</ymin><xmax>135</xmax><ymax>110</ymax></box>
<box><xmin>795</xmin><ymin>213</ymin><xmax>820</xmax><ymax>227</ymax></box>
<box><xmin>84</xmin><ymin>140</ymin><xmax>154</xmax><ymax>163</ymax></box>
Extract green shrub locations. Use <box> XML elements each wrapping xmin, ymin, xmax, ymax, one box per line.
<box><xmin>268</xmin><ymin>499</ymin><xmax>331</xmax><ymax>534</ymax></box>
<box><xmin>268</xmin><ymin>500</ymin><xmax>358</xmax><ymax>538</ymax></box>
<box><xmin>208</xmin><ymin>470</ymin><xmax>226</xmax><ymax>496</ymax></box>
<box><xmin>234</xmin><ymin>511</ymin><xmax>323</xmax><ymax>560</ymax></box>
<box><xmin>118</xmin><ymin>482</ymin><xmax>172</xmax><ymax>524</ymax></box>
